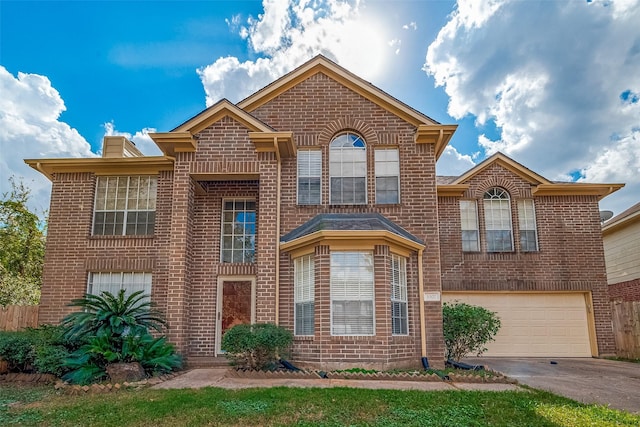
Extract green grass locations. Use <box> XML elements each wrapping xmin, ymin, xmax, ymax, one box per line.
<box><xmin>1</xmin><ymin>384</ymin><xmax>638</xmax><ymax>426</ymax></box>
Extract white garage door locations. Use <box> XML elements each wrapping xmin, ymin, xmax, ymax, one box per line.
<box><xmin>442</xmin><ymin>292</ymin><xmax>592</xmax><ymax>357</ymax></box>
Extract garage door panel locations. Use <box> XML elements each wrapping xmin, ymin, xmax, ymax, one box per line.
<box><xmin>442</xmin><ymin>293</ymin><xmax>591</xmax><ymax>357</ymax></box>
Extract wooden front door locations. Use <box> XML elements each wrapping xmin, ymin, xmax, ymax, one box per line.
<box><xmin>217</xmin><ymin>279</ymin><xmax>254</xmax><ymax>354</ymax></box>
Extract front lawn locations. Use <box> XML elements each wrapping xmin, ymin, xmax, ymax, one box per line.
<box><xmin>1</xmin><ymin>384</ymin><xmax>638</xmax><ymax>426</ymax></box>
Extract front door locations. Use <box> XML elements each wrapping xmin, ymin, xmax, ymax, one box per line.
<box><xmin>216</xmin><ymin>278</ymin><xmax>254</xmax><ymax>354</ymax></box>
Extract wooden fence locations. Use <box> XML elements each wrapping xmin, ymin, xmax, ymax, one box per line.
<box><xmin>0</xmin><ymin>306</ymin><xmax>39</xmax><ymax>331</ymax></box>
<box><xmin>611</xmin><ymin>300</ymin><xmax>640</xmax><ymax>359</ymax></box>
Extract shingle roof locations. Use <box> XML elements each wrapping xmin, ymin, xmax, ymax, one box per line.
<box><xmin>280</xmin><ymin>213</ymin><xmax>424</xmax><ymax>245</ymax></box>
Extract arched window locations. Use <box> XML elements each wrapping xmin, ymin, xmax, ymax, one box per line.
<box><xmin>483</xmin><ymin>187</ymin><xmax>513</xmax><ymax>252</ymax></box>
<box><xmin>329</xmin><ymin>133</ymin><xmax>367</xmax><ymax>204</ymax></box>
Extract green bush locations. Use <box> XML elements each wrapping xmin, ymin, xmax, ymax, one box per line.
<box><xmin>60</xmin><ymin>290</ymin><xmax>181</xmax><ymax>384</ymax></box>
<box><xmin>221</xmin><ymin>323</ymin><xmax>293</xmax><ymax>370</ymax></box>
<box><xmin>0</xmin><ymin>331</ymin><xmax>34</xmax><ymax>371</ymax></box>
<box><xmin>442</xmin><ymin>302</ymin><xmax>501</xmax><ymax>361</ymax></box>
<box><xmin>0</xmin><ymin>325</ymin><xmax>78</xmax><ymax>375</ymax></box>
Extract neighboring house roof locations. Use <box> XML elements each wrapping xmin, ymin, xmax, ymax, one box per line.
<box><xmin>281</xmin><ymin>213</ymin><xmax>424</xmax><ymax>245</ymax></box>
<box><xmin>436</xmin><ymin>152</ymin><xmax>624</xmax><ymax>200</ymax></box>
<box><xmin>602</xmin><ymin>202</ymin><xmax>640</xmax><ymax>236</ymax></box>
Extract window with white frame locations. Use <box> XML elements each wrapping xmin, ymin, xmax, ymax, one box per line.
<box><xmin>93</xmin><ymin>176</ymin><xmax>157</xmax><ymax>236</ymax></box>
<box><xmin>221</xmin><ymin>200</ymin><xmax>256</xmax><ymax>263</ymax></box>
<box><xmin>329</xmin><ymin>133</ymin><xmax>367</xmax><ymax>204</ymax></box>
<box><xmin>88</xmin><ymin>272</ymin><xmax>152</xmax><ymax>302</ymax></box>
<box><xmin>294</xmin><ymin>254</ymin><xmax>315</xmax><ymax>335</ymax></box>
<box><xmin>460</xmin><ymin>200</ymin><xmax>480</xmax><ymax>252</ymax></box>
<box><xmin>483</xmin><ymin>187</ymin><xmax>513</xmax><ymax>252</ymax></box>
<box><xmin>375</xmin><ymin>148</ymin><xmax>400</xmax><ymax>204</ymax></box>
<box><xmin>517</xmin><ymin>199</ymin><xmax>539</xmax><ymax>252</ymax></box>
<box><xmin>330</xmin><ymin>252</ymin><xmax>374</xmax><ymax>335</ymax></box>
<box><xmin>297</xmin><ymin>150</ymin><xmax>322</xmax><ymax>205</ymax></box>
<box><xmin>390</xmin><ymin>254</ymin><xmax>408</xmax><ymax>335</ymax></box>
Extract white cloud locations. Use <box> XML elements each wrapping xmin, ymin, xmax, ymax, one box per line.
<box><xmin>403</xmin><ymin>22</ymin><xmax>417</xmax><ymax>30</ymax></box>
<box><xmin>197</xmin><ymin>0</ymin><xmax>393</xmax><ymax>106</ymax></box>
<box><xmin>425</xmin><ymin>0</ymin><xmax>640</xmax><ymax>215</ymax></box>
<box><xmin>389</xmin><ymin>38</ymin><xmax>401</xmax><ymax>55</ymax></box>
<box><xmin>0</xmin><ymin>66</ymin><xmax>95</xmax><ymax>213</ymax></box>
<box><xmin>437</xmin><ymin>145</ymin><xmax>477</xmax><ymax>176</ymax></box>
<box><xmin>103</xmin><ymin>122</ymin><xmax>162</xmax><ymax>156</ymax></box>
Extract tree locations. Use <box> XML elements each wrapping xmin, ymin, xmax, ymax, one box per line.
<box><xmin>0</xmin><ymin>177</ymin><xmax>46</xmax><ymax>306</ymax></box>
<box><xmin>442</xmin><ymin>302</ymin><xmax>501</xmax><ymax>361</ymax></box>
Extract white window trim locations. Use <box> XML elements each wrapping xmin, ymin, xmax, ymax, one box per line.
<box><xmin>390</xmin><ymin>254</ymin><xmax>408</xmax><ymax>336</ymax></box>
<box><xmin>297</xmin><ymin>149</ymin><xmax>322</xmax><ymax>205</ymax></box>
<box><xmin>329</xmin><ymin>133</ymin><xmax>368</xmax><ymax>205</ymax></box>
<box><xmin>375</xmin><ymin>148</ymin><xmax>400</xmax><ymax>205</ymax></box>
<box><xmin>87</xmin><ymin>272</ymin><xmax>152</xmax><ymax>302</ymax></box>
<box><xmin>460</xmin><ymin>199</ymin><xmax>480</xmax><ymax>252</ymax></box>
<box><xmin>330</xmin><ymin>251</ymin><xmax>375</xmax><ymax>336</ymax></box>
<box><xmin>483</xmin><ymin>188</ymin><xmax>514</xmax><ymax>252</ymax></box>
<box><xmin>294</xmin><ymin>254</ymin><xmax>315</xmax><ymax>336</ymax></box>
<box><xmin>220</xmin><ymin>198</ymin><xmax>256</xmax><ymax>264</ymax></box>
<box><xmin>517</xmin><ymin>199</ymin><xmax>539</xmax><ymax>252</ymax></box>
<box><xmin>92</xmin><ymin>176</ymin><xmax>157</xmax><ymax>236</ymax></box>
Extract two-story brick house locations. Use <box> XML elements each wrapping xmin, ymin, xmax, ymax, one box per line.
<box><xmin>26</xmin><ymin>56</ymin><xmax>623</xmax><ymax>369</ymax></box>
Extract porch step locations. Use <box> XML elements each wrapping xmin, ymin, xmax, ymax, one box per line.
<box><xmin>185</xmin><ymin>356</ymin><xmax>229</xmax><ymax>369</ymax></box>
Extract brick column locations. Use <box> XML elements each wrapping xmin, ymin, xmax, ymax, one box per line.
<box><xmin>255</xmin><ymin>152</ymin><xmax>278</xmax><ymax>323</ymax></box>
<box><xmin>165</xmin><ymin>157</ymin><xmax>194</xmax><ymax>355</ymax></box>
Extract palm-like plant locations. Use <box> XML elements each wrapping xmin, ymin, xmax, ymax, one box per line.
<box><xmin>62</xmin><ymin>290</ymin><xmax>166</xmax><ymax>342</ymax></box>
<box><xmin>60</xmin><ymin>290</ymin><xmax>181</xmax><ymax>384</ymax></box>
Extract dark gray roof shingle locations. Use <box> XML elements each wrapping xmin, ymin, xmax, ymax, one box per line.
<box><xmin>281</xmin><ymin>213</ymin><xmax>424</xmax><ymax>245</ymax></box>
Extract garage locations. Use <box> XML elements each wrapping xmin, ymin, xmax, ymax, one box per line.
<box><xmin>442</xmin><ymin>292</ymin><xmax>593</xmax><ymax>357</ymax></box>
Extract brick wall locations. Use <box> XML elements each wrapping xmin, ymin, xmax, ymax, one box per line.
<box><xmin>252</xmin><ymin>72</ymin><xmax>443</xmax><ymax>368</ymax></box>
<box><xmin>438</xmin><ymin>164</ymin><xmax>615</xmax><ymax>354</ymax></box>
<box><xmin>39</xmin><ymin>171</ymin><xmax>173</xmax><ymax>325</ymax></box>
<box><xmin>609</xmin><ymin>279</ymin><xmax>640</xmax><ymax>301</ymax></box>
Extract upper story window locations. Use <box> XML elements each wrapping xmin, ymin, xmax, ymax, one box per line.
<box><xmin>483</xmin><ymin>187</ymin><xmax>513</xmax><ymax>252</ymax></box>
<box><xmin>297</xmin><ymin>150</ymin><xmax>322</xmax><ymax>205</ymax></box>
<box><xmin>517</xmin><ymin>199</ymin><xmax>538</xmax><ymax>252</ymax></box>
<box><xmin>375</xmin><ymin>148</ymin><xmax>400</xmax><ymax>204</ymax></box>
<box><xmin>221</xmin><ymin>200</ymin><xmax>256</xmax><ymax>263</ymax></box>
<box><xmin>93</xmin><ymin>176</ymin><xmax>157</xmax><ymax>236</ymax></box>
<box><xmin>460</xmin><ymin>200</ymin><xmax>480</xmax><ymax>252</ymax></box>
<box><xmin>329</xmin><ymin>133</ymin><xmax>367</xmax><ymax>205</ymax></box>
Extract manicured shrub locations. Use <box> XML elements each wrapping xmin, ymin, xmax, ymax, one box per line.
<box><xmin>442</xmin><ymin>302</ymin><xmax>501</xmax><ymax>361</ymax></box>
<box><xmin>222</xmin><ymin>323</ymin><xmax>293</xmax><ymax>370</ymax></box>
<box><xmin>60</xmin><ymin>290</ymin><xmax>181</xmax><ymax>384</ymax></box>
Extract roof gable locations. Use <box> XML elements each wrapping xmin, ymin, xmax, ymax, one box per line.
<box><xmin>237</xmin><ymin>55</ymin><xmax>439</xmax><ymax>127</ymax></box>
<box><xmin>452</xmin><ymin>152</ymin><xmax>552</xmax><ymax>185</ymax></box>
<box><xmin>172</xmin><ymin>99</ymin><xmax>274</xmax><ymax>134</ymax></box>
<box><xmin>436</xmin><ymin>152</ymin><xmax>624</xmax><ymax>200</ymax></box>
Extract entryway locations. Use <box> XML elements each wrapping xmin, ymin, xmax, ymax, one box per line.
<box><xmin>216</xmin><ymin>277</ymin><xmax>255</xmax><ymax>355</ymax></box>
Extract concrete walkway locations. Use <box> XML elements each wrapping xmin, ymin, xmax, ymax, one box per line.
<box><xmin>468</xmin><ymin>357</ymin><xmax>640</xmax><ymax>414</ymax></box>
<box><xmin>152</xmin><ymin>368</ymin><xmax>520</xmax><ymax>392</ymax></box>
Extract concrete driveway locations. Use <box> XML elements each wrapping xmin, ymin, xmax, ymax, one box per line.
<box><xmin>466</xmin><ymin>357</ymin><xmax>640</xmax><ymax>414</ymax></box>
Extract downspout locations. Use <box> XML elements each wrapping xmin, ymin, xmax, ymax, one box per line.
<box><xmin>417</xmin><ymin>248</ymin><xmax>427</xmax><ymax>360</ymax></box>
<box><xmin>274</xmin><ymin>138</ymin><xmax>282</xmax><ymax>325</ymax></box>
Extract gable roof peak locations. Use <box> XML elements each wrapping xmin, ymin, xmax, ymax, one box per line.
<box><xmin>236</xmin><ymin>54</ymin><xmax>441</xmax><ymax>127</ymax></box>
<box><xmin>452</xmin><ymin>151</ymin><xmax>552</xmax><ymax>185</ymax></box>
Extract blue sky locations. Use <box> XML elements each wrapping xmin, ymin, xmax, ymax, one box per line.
<box><xmin>1</xmin><ymin>0</ymin><xmax>638</xmax><ymax>217</ymax></box>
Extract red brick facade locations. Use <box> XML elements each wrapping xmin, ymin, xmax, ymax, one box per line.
<box><xmin>33</xmin><ymin>56</ymin><xmax>619</xmax><ymax>368</ymax></box>
<box><xmin>609</xmin><ymin>279</ymin><xmax>640</xmax><ymax>302</ymax></box>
